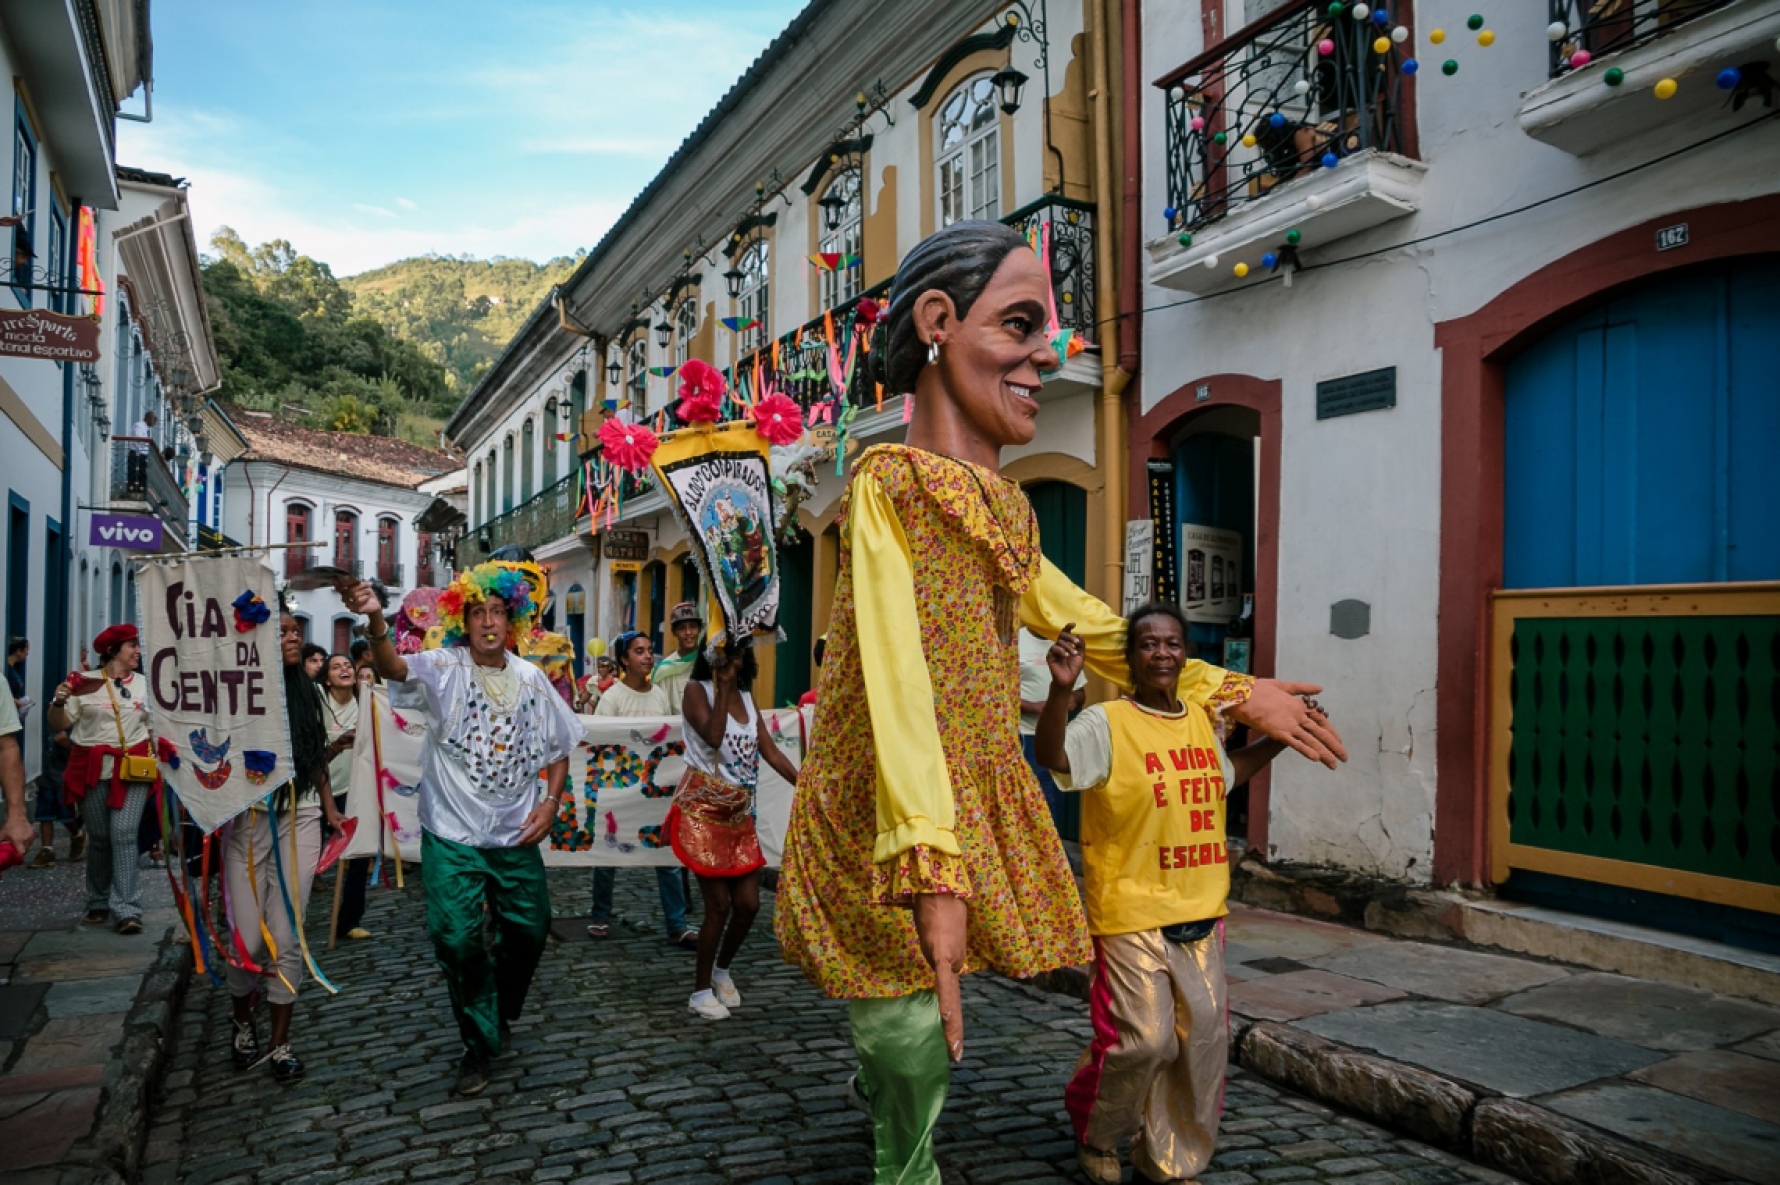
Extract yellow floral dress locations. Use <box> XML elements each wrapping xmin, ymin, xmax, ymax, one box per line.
<box><xmin>776</xmin><ymin>444</ymin><xmax>1249</xmax><ymax>999</ymax></box>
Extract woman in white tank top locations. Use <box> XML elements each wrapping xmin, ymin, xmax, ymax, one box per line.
<box><xmin>670</xmin><ymin>640</ymin><xmax>800</xmax><ymax>1020</ymax></box>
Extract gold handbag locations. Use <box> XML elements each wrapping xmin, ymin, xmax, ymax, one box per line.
<box><xmin>104</xmin><ymin>677</ymin><xmax>159</xmax><ymax>783</ymax></box>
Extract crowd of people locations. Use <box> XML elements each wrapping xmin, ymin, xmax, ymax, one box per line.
<box><xmin>0</xmin><ymin>219</ymin><xmax>1348</xmax><ymax>1185</ymax></box>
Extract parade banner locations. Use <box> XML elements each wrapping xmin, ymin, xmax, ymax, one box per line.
<box><xmin>343</xmin><ymin>686</ymin><xmax>807</xmax><ymax>868</ymax></box>
<box><xmin>650</xmin><ymin>423</ymin><xmax>782</xmax><ymax>641</ymax></box>
<box><xmin>138</xmin><ymin>555</ymin><xmax>289</xmax><ymax>833</ymax></box>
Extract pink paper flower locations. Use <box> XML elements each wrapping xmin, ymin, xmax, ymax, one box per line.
<box><xmin>675</xmin><ymin>359</ymin><xmax>726</xmax><ymax>423</ymax></box>
<box><xmin>750</xmin><ymin>391</ymin><xmax>805</xmax><ymax>446</ymax></box>
<box><xmin>598</xmin><ymin>415</ymin><xmax>660</xmax><ymax>472</ymax></box>
<box><xmin>400</xmin><ymin>587</ymin><xmax>442</xmax><ymax>629</ymax></box>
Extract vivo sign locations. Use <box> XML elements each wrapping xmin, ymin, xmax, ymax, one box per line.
<box><xmin>90</xmin><ymin>512</ymin><xmax>164</xmax><ymax>551</ymax></box>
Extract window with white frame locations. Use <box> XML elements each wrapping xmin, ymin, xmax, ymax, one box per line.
<box><xmin>936</xmin><ymin>74</ymin><xmax>1001</xmax><ymax>226</ymax></box>
<box><xmin>735</xmin><ymin>241</ymin><xmax>770</xmax><ymax>353</ymax></box>
<box><xmin>819</xmin><ymin>168</ymin><xmax>863</xmax><ymax>309</ymax></box>
<box><xmin>674</xmin><ymin>299</ymin><xmax>698</xmax><ymax>370</ymax></box>
<box><xmin>626</xmin><ymin>338</ymin><xmax>649</xmax><ymax>413</ymax></box>
<box><xmin>12</xmin><ymin>105</ymin><xmax>38</xmax><ymax>306</ymax></box>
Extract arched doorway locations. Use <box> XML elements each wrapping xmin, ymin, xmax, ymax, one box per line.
<box><xmin>1026</xmin><ymin>481</ymin><xmax>1087</xmax><ymax>586</ymax></box>
<box><xmin>1493</xmin><ymin>257</ymin><xmax>1780</xmax><ymax>938</ymax></box>
<box><xmin>1169</xmin><ymin>407</ymin><xmax>1260</xmax><ymax>668</ymax></box>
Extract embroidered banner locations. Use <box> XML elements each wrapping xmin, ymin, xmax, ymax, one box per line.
<box><xmin>137</xmin><ymin>555</ymin><xmax>289</xmax><ymax>833</ymax></box>
<box><xmin>650</xmin><ymin>423</ymin><xmax>782</xmax><ymax>642</ymax></box>
<box><xmin>343</xmin><ymin>688</ymin><xmax>806</xmax><ymax>867</ymax></box>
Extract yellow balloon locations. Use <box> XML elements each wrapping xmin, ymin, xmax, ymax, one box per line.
<box><xmin>1233</xmin><ymin>262</ymin><xmax>1250</xmax><ymax>278</ymax></box>
<box><xmin>1654</xmin><ymin>77</ymin><xmax>1678</xmax><ymax>99</ymax></box>
<box><xmin>1430</xmin><ymin>27</ymin><xmax>1446</xmax><ymax>44</ymax></box>
<box><xmin>1477</xmin><ymin>29</ymin><xmax>1495</xmax><ymax>47</ymax></box>
<box><xmin>1241</xmin><ymin>132</ymin><xmax>1257</xmax><ymax>148</ymax></box>
<box><xmin>586</xmin><ymin>637</ymin><xmax>606</xmax><ymax>658</ymax></box>
<box><xmin>1374</xmin><ymin>36</ymin><xmax>1391</xmax><ymax>54</ymax></box>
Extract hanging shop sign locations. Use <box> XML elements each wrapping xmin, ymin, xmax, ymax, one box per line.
<box><xmin>602</xmin><ymin>529</ymin><xmax>649</xmax><ymax>561</ymax></box>
<box><xmin>1122</xmin><ymin>520</ymin><xmax>1154</xmax><ymax>614</ymax></box>
<box><xmin>1180</xmin><ymin>523</ymin><xmax>1243</xmax><ymax>624</ymax></box>
<box><xmin>89</xmin><ymin>511</ymin><xmax>164</xmax><ymax>552</ymax></box>
<box><xmin>610</xmin><ymin>560</ymin><xmax>642</xmax><ymax>575</ymax></box>
<box><xmin>0</xmin><ymin>308</ymin><xmax>101</xmax><ymax>363</ymax></box>
<box><xmin>1146</xmin><ymin>459</ymin><xmax>1178</xmax><ymax>605</ymax></box>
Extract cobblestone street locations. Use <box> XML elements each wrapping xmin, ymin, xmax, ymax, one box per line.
<box><xmin>141</xmin><ymin>869</ymin><xmax>1520</xmax><ymax>1185</ymax></box>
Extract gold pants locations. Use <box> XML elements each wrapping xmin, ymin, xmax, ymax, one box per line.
<box><xmin>1063</xmin><ymin>925</ymin><xmax>1227</xmax><ymax>1182</ymax></box>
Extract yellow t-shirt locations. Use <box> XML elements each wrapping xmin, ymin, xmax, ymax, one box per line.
<box><xmin>1073</xmin><ymin>697</ymin><xmax>1232</xmax><ymax>936</ymax></box>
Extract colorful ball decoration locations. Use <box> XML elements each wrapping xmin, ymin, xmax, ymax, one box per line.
<box><xmin>1466</xmin><ymin>13</ymin><xmax>1483</xmax><ymax>30</ymax></box>
<box><xmin>1191</xmin><ymin>115</ymin><xmax>1205</xmax><ymax>131</ymax></box>
<box><xmin>1270</xmin><ymin>112</ymin><xmax>1287</xmax><ymax>128</ymax></box>
<box><xmin>1442</xmin><ymin>59</ymin><xmax>1460</xmax><ymax>75</ymax></box>
<box><xmin>1164</xmin><ymin>204</ymin><xmax>1178</xmax><ymax>222</ymax></box>
<box><xmin>1242</xmin><ymin>132</ymin><xmax>1257</xmax><ymax>148</ymax></box>
<box><xmin>1402</xmin><ymin>57</ymin><xmax>1419</xmax><ymax>75</ymax></box>
<box><xmin>1391</xmin><ymin>26</ymin><xmax>1409</xmax><ymax>43</ymax></box>
<box><xmin>1547</xmin><ymin>21</ymin><xmax>1568</xmax><ymax>41</ymax></box>
<box><xmin>1204</xmin><ymin>254</ymin><xmax>1220</xmax><ymax>270</ymax></box>
<box><xmin>1285</xmin><ymin>228</ymin><xmax>1303</xmax><ymax>245</ymax></box>
<box><xmin>1372</xmin><ymin>8</ymin><xmax>1389</xmax><ymax>26</ymax></box>
<box><xmin>1305</xmin><ymin>193</ymin><xmax>1325</xmax><ymax>210</ymax></box>
<box><xmin>1233</xmin><ymin>262</ymin><xmax>1250</xmax><ymax>278</ymax></box>
<box><xmin>1603</xmin><ymin>67</ymin><xmax>1625</xmax><ymax>86</ymax></box>
<box><xmin>1328</xmin><ymin>1</ymin><xmax>1343</xmax><ymax>13</ymax></box>
<box><xmin>1213</xmin><ymin>130</ymin><xmax>1228</xmax><ymax>145</ymax></box>
<box><xmin>1262</xmin><ymin>252</ymin><xmax>1279</xmax><ymax>269</ymax></box>
<box><xmin>1319</xmin><ymin>38</ymin><xmax>1336</xmax><ymax>56</ymax></box>
<box><xmin>1717</xmin><ymin>67</ymin><xmax>1742</xmax><ymax>90</ymax></box>
<box><xmin>1177</xmin><ymin>232</ymin><xmax>1193</xmax><ymax>247</ymax></box>
<box><xmin>1477</xmin><ymin>29</ymin><xmax>1495</xmax><ymax>47</ymax></box>
<box><xmin>1352</xmin><ymin>3</ymin><xmax>1369</xmax><ymax>18</ymax></box>
<box><xmin>1322</xmin><ymin>151</ymin><xmax>1340</xmax><ymax>168</ymax></box>
<box><xmin>1654</xmin><ymin>77</ymin><xmax>1678</xmax><ymax>99</ymax></box>
<box><xmin>1295</xmin><ymin>78</ymin><xmax>1313</xmax><ymax>95</ymax></box>
<box><xmin>1429</xmin><ymin>28</ymin><xmax>1446</xmax><ymax>45</ymax></box>
<box><xmin>1374</xmin><ymin>36</ymin><xmax>1391</xmax><ymax>54</ymax></box>
<box><xmin>1570</xmin><ymin>49</ymin><xmax>1592</xmax><ymax>68</ymax></box>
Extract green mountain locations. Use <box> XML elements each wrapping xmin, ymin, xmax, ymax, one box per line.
<box><xmin>343</xmin><ymin>252</ymin><xmax>583</xmax><ymax>396</ymax></box>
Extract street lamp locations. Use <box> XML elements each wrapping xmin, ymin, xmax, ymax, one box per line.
<box><xmin>606</xmin><ymin>355</ymin><xmax>623</xmax><ymax>386</ymax></box>
<box><xmin>819</xmin><ymin>188</ymin><xmax>848</xmax><ymax>232</ymax></box>
<box><xmin>992</xmin><ymin>66</ymin><xmax>1030</xmax><ymax>115</ymax></box>
<box><xmin>724</xmin><ymin>265</ymin><xmax>746</xmax><ymax>300</ymax></box>
<box><xmin>654</xmin><ymin>317</ymin><xmax>673</xmax><ymax>350</ymax></box>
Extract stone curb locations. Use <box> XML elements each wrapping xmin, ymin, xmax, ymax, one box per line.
<box><xmin>1021</xmin><ymin>970</ymin><xmax>1730</xmax><ymax>1185</ymax></box>
<box><xmin>58</xmin><ymin>921</ymin><xmax>195</xmax><ymax>1184</ymax></box>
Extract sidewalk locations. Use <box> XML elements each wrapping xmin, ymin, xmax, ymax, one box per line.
<box><xmin>0</xmin><ymin>853</ymin><xmax>191</xmax><ymax>1184</ymax></box>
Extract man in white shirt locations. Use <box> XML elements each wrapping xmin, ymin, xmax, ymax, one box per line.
<box><xmin>347</xmin><ymin>562</ymin><xmax>583</xmax><ymax>1098</ymax></box>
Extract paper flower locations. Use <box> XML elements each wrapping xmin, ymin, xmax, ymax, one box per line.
<box><xmin>397</xmin><ymin>632</ymin><xmax>423</xmax><ymax>654</ymax></box>
<box><xmin>675</xmin><ymin>359</ymin><xmax>727</xmax><ymax>423</ymax></box>
<box><xmin>231</xmin><ymin>590</ymin><xmax>270</xmax><ymax>633</ymax></box>
<box><xmin>598</xmin><ymin>415</ymin><xmax>660</xmax><ymax>472</ymax></box>
<box><xmin>242</xmin><ymin>750</ymin><xmax>277</xmax><ymax>785</ymax></box>
<box><xmin>854</xmin><ymin>297</ymin><xmax>883</xmax><ymax>328</ymax></box>
<box><xmin>401</xmin><ymin>587</ymin><xmax>442</xmax><ymax>629</ymax></box>
<box><xmin>424</xmin><ymin>626</ymin><xmax>446</xmax><ymax>650</ymax></box>
<box><xmin>437</xmin><ymin>587</ymin><xmax>464</xmax><ymax>620</ymax></box>
<box><xmin>750</xmin><ymin>391</ymin><xmax>804</xmax><ymax>446</ymax></box>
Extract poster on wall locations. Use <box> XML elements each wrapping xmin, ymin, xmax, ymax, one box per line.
<box><xmin>343</xmin><ymin>688</ymin><xmax>807</xmax><ymax>868</ymax></box>
<box><xmin>137</xmin><ymin>555</ymin><xmax>290</xmax><ymax>833</ymax></box>
<box><xmin>1122</xmin><ymin>520</ymin><xmax>1154</xmax><ymax>614</ymax></box>
<box><xmin>1180</xmin><ymin>523</ymin><xmax>1243</xmax><ymax>624</ymax></box>
<box><xmin>1146</xmin><ymin>460</ymin><xmax>1178</xmax><ymax>605</ymax></box>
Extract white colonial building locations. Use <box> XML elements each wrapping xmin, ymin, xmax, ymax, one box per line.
<box><xmin>218</xmin><ymin>409</ymin><xmax>460</xmax><ymax>654</ymax></box>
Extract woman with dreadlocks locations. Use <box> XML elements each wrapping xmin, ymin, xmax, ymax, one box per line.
<box><xmin>775</xmin><ymin>220</ymin><xmax>1347</xmax><ymax>1183</ymax></box>
<box><xmin>221</xmin><ymin>611</ymin><xmax>346</xmax><ymax>1083</ymax></box>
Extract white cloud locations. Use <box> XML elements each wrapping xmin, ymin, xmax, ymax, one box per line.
<box><xmin>352</xmin><ymin>203</ymin><xmax>397</xmax><ymax>218</ymax></box>
<box><xmin>394</xmin><ymin>197</ymin><xmax>418</xmax><ymax>210</ymax></box>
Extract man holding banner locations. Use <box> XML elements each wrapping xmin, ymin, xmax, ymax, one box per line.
<box><xmin>346</xmin><ymin>560</ymin><xmax>583</xmax><ymax>1098</ymax></box>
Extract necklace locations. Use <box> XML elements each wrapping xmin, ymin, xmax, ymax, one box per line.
<box><xmin>471</xmin><ymin>660</ymin><xmax>520</xmax><ymax>715</ymax></box>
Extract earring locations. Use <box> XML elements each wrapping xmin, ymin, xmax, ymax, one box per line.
<box><xmin>926</xmin><ymin>337</ymin><xmax>941</xmax><ymax>365</ymax></box>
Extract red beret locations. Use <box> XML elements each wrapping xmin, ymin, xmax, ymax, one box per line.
<box><xmin>93</xmin><ymin>623</ymin><xmax>138</xmax><ymax>656</ymax></box>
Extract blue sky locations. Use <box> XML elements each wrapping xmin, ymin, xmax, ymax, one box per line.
<box><xmin>116</xmin><ymin>0</ymin><xmax>808</xmax><ymax>276</ymax></box>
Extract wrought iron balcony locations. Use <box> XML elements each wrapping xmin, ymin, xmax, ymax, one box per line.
<box><xmin>377</xmin><ymin>561</ymin><xmax>404</xmax><ymax>588</ymax></box>
<box><xmin>1004</xmin><ymin>195</ymin><xmax>1097</xmax><ymax>344</ymax></box>
<box><xmin>1158</xmin><ymin>0</ymin><xmax>1409</xmax><ymax>236</ymax></box>
<box><xmin>1548</xmin><ymin>0</ymin><xmax>1733</xmax><ymax>78</ymax></box>
<box><xmin>457</xmin><ymin>473</ymin><xmax>583</xmax><ymax>568</ymax></box>
<box><xmin>107</xmin><ymin>438</ymin><xmax>188</xmax><ymax>550</ymax></box>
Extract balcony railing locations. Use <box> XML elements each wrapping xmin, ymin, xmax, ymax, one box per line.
<box><xmin>1004</xmin><ymin>195</ymin><xmax>1097</xmax><ymax>344</ymax></box>
<box><xmin>377</xmin><ymin>561</ymin><xmax>404</xmax><ymax>588</ymax></box>
<box><xmin>459</xmin><ymin>472</ymin><xmax>583</xmax><ymax>568</ymax></box>
<box><xmin>1159</xmin><ymin>0</ymin><xmax>1408</xmax><ymax>234</ymax></box>
<box><xmin>107</xmin><ymin>438</ymin><xmax>188</xmax><ymax>549</ymax></box>
<box><xmin>1548</xmin><ymin>0</ymin><xmax>1732</xmax><ymax>78</ymax></box>
<box><xmin>286</xmin><ymin>544</ymin><xmax>314</xmax><ymax>580</ymax></box>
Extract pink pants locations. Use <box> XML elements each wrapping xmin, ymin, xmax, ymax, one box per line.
<box><xmin>1064</xmin><ymin>925</ymin><xmax>1228</xmax><ymax>1181</ymax></box>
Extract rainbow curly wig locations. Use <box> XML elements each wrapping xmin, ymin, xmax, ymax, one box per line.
<box><xmin>435</xmin><ymin>561</ymin><xmax>548</xmax><ymax>648</ymax></box>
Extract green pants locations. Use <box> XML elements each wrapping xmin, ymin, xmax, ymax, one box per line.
<box><xmin>851</xmin><ymin>992</ymin><xmax>951</xmax><ymax>1185</ymax></box>
<box><xmin>421</xmin><ymin>830</ymin><xmax>552</xmax><ymax>1060</ymax></box>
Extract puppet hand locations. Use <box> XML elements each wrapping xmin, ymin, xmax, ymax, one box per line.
<box><xmin>1230</xmin><ymin>680</ymin><xmax>1348</xmax><ymax>769</ymax></box>
<box><xmin>913</xmin><ymin>892</ymin><xmax>967</xmax><ymax>1062</ymax></box>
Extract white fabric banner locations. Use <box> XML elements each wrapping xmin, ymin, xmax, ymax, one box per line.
<box><xmin>343</xmin><ymin>684</ymin><xmax>809</xmax><ymax>868</ymax></box>
<box><xmin>137</xmin><ymin>555</ymin><xmax>290</xmax><ymax>833</ymax></box>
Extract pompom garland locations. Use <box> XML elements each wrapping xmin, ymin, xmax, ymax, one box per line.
<box><xmin>675</xmin><ymin>359</ymin><xmax>727</xmax><ymax>423</ymax></box>
<box><xmin>599</xmin><ymin>416</ymin><xmax>659</xmax><ymax>472</ymax></box>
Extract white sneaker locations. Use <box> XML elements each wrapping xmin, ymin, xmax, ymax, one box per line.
<box><xmin>712</xmin><ymin>975</ymin><xmax>741</xmax><ymax>1009</ymax></box>
<box><xmin>689</xmin><ymin>990</ymin><xmax>730</xmax><ymax>1020</ymax></box>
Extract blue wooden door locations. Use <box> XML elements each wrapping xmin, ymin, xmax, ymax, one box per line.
<box><xmin>1505</xmin><ymin>259</ymin><xmax>1780</xmax><ymax>589</ymax></box>
<box><xmin>1172</xmin><ymin>432</ymin><xmax>1255</xmax><ymax>661</ymax></box>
